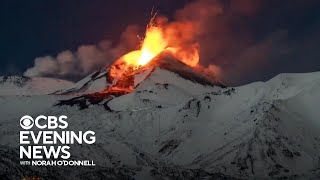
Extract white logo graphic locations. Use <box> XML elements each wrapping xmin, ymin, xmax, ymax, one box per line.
<box><xmin>19</xmin><ymin>115</ymin><xmax>96</xmax><ymax>167</ymax></box>
<box><xmin>20</xmin><ymin>115</ymin><xmax>34</xmax><ymax>130</ymax></box>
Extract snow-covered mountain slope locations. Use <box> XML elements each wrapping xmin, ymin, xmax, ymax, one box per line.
<box><xmin>107</xmin><ymin>67</ymin><xmax>218</xmax><ymax>111</ymax></box>
<box><xmin>53</xmin><ymin>69</ymin><xmax>109</xmax><ymax>95</ymax></box>
<box><xmin>0</xmin><ymin>70</ymin><xmax>319</xmax><ymax>179</ymax></box>
<box><xmin>0</xmin><ymin>76</ymin><xmax>74</xmax><ymax>96</ymax></box>
<box><xmin>105</xmin><ymin>71</ymin><xmax>320</xmax><ymax>179</ymax></box>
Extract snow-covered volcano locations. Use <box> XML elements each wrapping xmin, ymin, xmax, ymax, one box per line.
<box><xmin>55</xmin><ymin>51</ymin><xmax>223</xmax><ymax>96</ymax></box>
<box><xmin>0</xmin><ymin>54</ymin><xmax>319</xmax><ymax>179</ymax></box>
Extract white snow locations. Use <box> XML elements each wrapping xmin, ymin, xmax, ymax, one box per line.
<box><xmin>0</xmin><ymin>70</ymin><xmax>319</xmax><ymax>179</ymax></box>
<box><xmin>56</xmin><ymin>69</ymin><xmax>109</xmax><ymax>94</ymax></box>
<box><xmin>0</xmin><ymin>76</ymin><xmax>74</xmax><ymax>96</ymax></box>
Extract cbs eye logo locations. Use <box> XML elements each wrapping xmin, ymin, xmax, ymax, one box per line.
<box><xmin>20</xmin><ymin>115</ymin><xmax>68</xmax><ymax>130</ymax></box>
<box><xmin>20</xmin><ymin>115</ymin><xmax>34</xmax><ymax>130</ymax></box>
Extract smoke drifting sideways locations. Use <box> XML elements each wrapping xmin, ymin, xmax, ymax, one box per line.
<box><xmin>24</xmin><ymin>25</ymin><xmax>141</xmax><ymax>81</ymax></box>
<box><xmin>24</xmin><ymin>0</ymin><xmax>298</xmax><ymax>85</ymax></box>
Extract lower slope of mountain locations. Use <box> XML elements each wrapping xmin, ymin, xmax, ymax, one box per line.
<box><xmin>0</xmin><ymin>60</ymin><xmax>319</xmax><ymax>179</ymax></box>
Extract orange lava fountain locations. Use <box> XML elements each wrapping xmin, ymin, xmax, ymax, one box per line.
<box><xmin>106</xmin><ymin>15</ymin><xmax>201</xmax><ymax>93</ymax></box>
<box><xmin>122</xmin><ymin>26</ymin><xmax>167</xmax><ymax>67</ymax></box>
<box><xmin>120</xmin><ymin>18</ymin><xmax>199</xmax><ymax>69</ymax></box>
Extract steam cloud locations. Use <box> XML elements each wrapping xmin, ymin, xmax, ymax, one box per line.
<box><xmin>24</xmin><ymin>26</ymin><xmax>141</xmax><ymax>81</ymax></box>
<box><xmin>25</xmin><ymin>0</ymin><xmax>302</xmax><ymax>85</ymax></box>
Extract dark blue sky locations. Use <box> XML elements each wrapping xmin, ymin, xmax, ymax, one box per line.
<box><xmin>1</xmin><ymin>0</ymin><xmax>320</xmax><ymax>84</ymax></box>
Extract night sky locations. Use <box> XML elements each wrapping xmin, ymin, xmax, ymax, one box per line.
<box><xmin>1</xmin><ymin>0</ymin><xmax>320</xmax><ymax>85</ymax></box>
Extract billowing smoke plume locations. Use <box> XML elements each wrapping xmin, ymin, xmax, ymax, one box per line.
<box><xmin>25</xmin><ymin>0</ymin><xmax>298</xmax><ymax>85</ymax></box>
<box><xmin>163</xmin><ymin>0</ymin><xmax>266</xmax><ymax>85</ymax></box>
<box><xmin>24</xmin><ymin>25</ymin><xmax>141</xmax><ymax>81</ymax></box>
<box><xmin>135</xmin><ymin>0</ymin><xmax>265</xmax><ymax>84</ymax></box>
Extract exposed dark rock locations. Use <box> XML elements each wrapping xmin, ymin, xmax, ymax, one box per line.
<box><xmin>159</xmin><ymin>140</ymin><xmax>181</xmax><ymax>155</ymax></box>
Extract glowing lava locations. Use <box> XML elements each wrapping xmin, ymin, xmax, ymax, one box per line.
<box><xmin>122</xmin><ymin>26</ymin><xmax>167</xmax><ymax>67</ymax></box>
<box><xmin>108</xmin><ymin>15</ymin><xmax>202</xmax><ymax>91</ymax></box>
<box><xmin>138</xmin><ymin>26</ymin><xmax>168</xmax><ymax>65</ymax></box>
<box><xmin>121</xmin><ymin>23</ymin><xmax>200</xmax><ymax>69</ymax></box>
<box><xmin>167</xmin><ymin>45</ymin><xmax>199</xmax><ymax>67</ymax></box>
